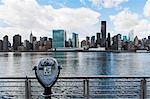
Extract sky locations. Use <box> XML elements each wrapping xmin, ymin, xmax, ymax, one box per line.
<box><xmin>0</xmin><ymin>0</ymin><xmax>150</xmax><ymax>43</ymax></box>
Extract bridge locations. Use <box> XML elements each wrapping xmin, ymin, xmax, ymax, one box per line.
<box><xmin>0</xmin><ymin>76</ymin><xmax>149</xmax><ymax>99</ymax></box>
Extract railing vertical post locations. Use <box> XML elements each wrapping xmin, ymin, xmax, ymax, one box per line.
<box><xmin>28</xmin><ymin>80</ymin><xmax>32</xmax><ymax>99</ymax></box>
<box><xmin>25</xmin><ymin>77</ymin><xmax>28</xmax><ymax>99</ymax></box>
<box><xmin>83</xmin><ymin>79</ymin><xmax>89</xmax><ymax>99</ymax></box>
<box><xmin>140</xmin><ymin>78</ymin><xmax>147</xmax><ymax>99</ymax></box>
<box><xmin>25</xmin><ymin>77</ymin><xmax>31</xmax><ymax>99</ymax></box>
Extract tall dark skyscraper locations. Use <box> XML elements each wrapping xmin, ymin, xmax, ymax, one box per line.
<box><xmin>0</xmin><ymin>40</ymin><xmax>3</xmax><ymax>51</ymax></box>
<box><xmin>101</xmin><ymin>21</ymin><xmax>106</xmax><ymax>47</ymax></box>
<box><xmin>96</xmin><ymin>33</ymin><xmax>101</xmax><ymax>47</ymax></box>
<box><xmin>13</xmin><ymin>34</ymin><xmax>21</xmax><ymax>51</ymax></box>
<box><xmin>101</xmin><ymin>21</ymin><xmax>106</xmax><ymax>39</ymax></box>
<box><xmin>97</xmin><ymin>33</ymin><xmax>100</xmax><ymax>39</ymax></box>
<box><xmin>30</xmin><ymin>32</ymin><xmax>33</xmax><ymax>44</ymax></box>
<box><xmin>86</xmin><ymin>36</ymin><xmax>90</xmax><ymax>46</ymax></box>
<box><xmin>3</xmin><ymin>35</ymin><xmax>9</xmax><ymax>51</ymax></box>
<box><xmin>107</xmin><ymin>33</ymin><xmax>111</xmax><ymax>49</ymax></box>
<box><xmin>91</xmin><ymin>36</ymin><xmax>95</xmax><ymax>47</ymax></box>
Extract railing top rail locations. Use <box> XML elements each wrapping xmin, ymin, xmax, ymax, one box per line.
<box><xmin>0</xmin><ymin>76</ymin><xmax>150</xmax><ymax>79</ymax></box>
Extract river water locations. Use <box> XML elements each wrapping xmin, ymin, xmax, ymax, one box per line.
<box><xmin>0</xmin><ymin>52</ymin><xmax>150</xmax><ymax>77</ymax></box>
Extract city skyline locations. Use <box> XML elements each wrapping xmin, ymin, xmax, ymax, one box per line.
<box><xmin>0</xmin><ymin>27</ymin><xmax>149</xmax><ymax>52</ymax></box>
<box><xmin>0</xmin><ymin>0</ymin><xmax>150</xmax><ymax>42</ymax></box>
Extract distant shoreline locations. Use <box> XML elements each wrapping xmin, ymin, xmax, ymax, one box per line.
<box><xmin>0</xmin><ymin>50</ymin><xmax>149</xmax><ymax>53</ymax></box>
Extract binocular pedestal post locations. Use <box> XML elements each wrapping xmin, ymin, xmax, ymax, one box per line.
<box><xmin>43</xmin><ymin>87</ymin><xmax>52</xmax><ymax>99</ymax></box>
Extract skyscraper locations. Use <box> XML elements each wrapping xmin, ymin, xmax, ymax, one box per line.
<box><xmin>86</xmin><ymin>36</ymin><xmax>90</xmax><ymax>47</ymax></box>
<box><xmin>24</xmin><ymin>40</ymin><xmax>30</xmax><ymax>51</ymax></box>
<box><xmin>68</xmin><ymin>38</ymin><xmax>73</xmax><ymax>47</ymax></box>
<box><xmin>33</xmin><ymin>41</ymin><xmax>39</xmax><ymax>51</ymax></box>
<box><xmin>49</xmin><ymin>38</ymin><xmax>52</xmax><ymax>48</ymax></box>
<box><xmin>134</xmin><ymin>36</ymin><xmax>139</xmax><ymax>48</ymax></box>
<box><xmin>101</xmin><ymin>21</ymin><xmax>106</xmax><ymax>47</ymax></box>
<box><xmin>96</xmin><ymin>33</ymin><xmax>101</xmax><ymax>47</ymax></box>
<box><xmin>32</xmin><ymin>36</ymin><xmax>36</xmax><ymax>42</ymax></box>
<box><xmin>0</xmin><ymin>40</ymin><xmax>3</xmax><ymax>51</ymax></box>
<box><xmin>112</xmin><ymin>34</ymin><xmax>122</xmax><ymax>50</ymax></box>
<box><xmin>123</xmin><ymin>36</ymin><xmax>128</xmax><ymax>42</ymax></box>
<box><xmin>107</xmin><ymin>33</ymin><xmax>111</xmax><ymax>49</ymax></box>
<box><xmin>91</xmin><ymin>36</ymin><xmax>95</xmax><ymax>47</ymax></box>
<box><xmin>52</xmin><ymin>30</ymin><xmax>66</xmax><ymax>48</ymax></box>
<box><xmin>117</xmin><ymin>34</ymin><xmax>122</xmax><ymax>50</ymax></box>
<box><xmin>3</xmin><ymin>35</ymin><xmax>9</xmax><ymax>51</ymax></box>
<box><xmin>13</xmin><ymin>34</ymin><xmax>22</xmax><ymax>51</ymax></box>
<box><xmin>30</xmin><ymin>32</ymin><xmax>33</xmax><ymax>44</ymax></box>
<box><xmin>128</xmin><ymin>30</ymin><xmax>134</xmax><ymax>41</ymax></box>
<box><xmin>72</xmin><ymin>33</ymin><xmax>78</xmax><ymax>48</ymax></box>
<box><xmin>81</xmin><ymin>40</ymin><xmax>86</xmax><ymax>48</ymax></box>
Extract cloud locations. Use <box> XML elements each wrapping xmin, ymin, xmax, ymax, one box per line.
<box><xmin>144</xmin><ymin>0</ymin><xmax>150</xmax><ymax>16</ymax></box>
<box><xmin>80</xmin><ymin>0</ymin><xmax>86</xmax><ymax>5</ymax></box>
<box><xmin>110</xmin><ymin>9</ymin><xmax>150</xmax><ymax>38</ymax></box>
<box><xmin>0</xmin><ymin>0</ymin><xmax>100</xmax><ymax>42</ymax></box>
<box><xmin>89</xmin><ymin>0</ymin><xmax>128</xmax><ymax>8</ymax></box>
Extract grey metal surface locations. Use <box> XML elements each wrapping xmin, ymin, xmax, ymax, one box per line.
<box><xmin>36</xmin><ymin>58</ymin><xmax>59</xmax><ymax>88</ymax></box>
<box><xmin>0</xmin><ymin>76</ymin><xmax>150</xmax><ymax>99</ymax></box>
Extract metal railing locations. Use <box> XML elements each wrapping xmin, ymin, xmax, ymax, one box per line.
<box><xmin>0</xmin><ymin>76</ymin><xmax>150</xmax><ymax>99</ymax></box>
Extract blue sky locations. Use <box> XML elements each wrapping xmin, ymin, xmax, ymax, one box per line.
<box><xmin>0</xmin><ymin>0</ymin><xmax>150</xmax><ymax>42</ymax></box>
<box><xmin>37</xmin><ymin>0</ymin><xmax>145</xmax><ymax>24</ymax></box>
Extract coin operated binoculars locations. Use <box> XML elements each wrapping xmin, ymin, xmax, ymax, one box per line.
<box><xmin>33</xmin><ymin>58</ymin><xmax>61</xmax><ymax>99</ymax></box>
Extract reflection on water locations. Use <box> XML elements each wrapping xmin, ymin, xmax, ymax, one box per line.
<box><xmin>0</xmin><ymin>52</ymin><xmax>150</xmax><ymax>77</ymax></box>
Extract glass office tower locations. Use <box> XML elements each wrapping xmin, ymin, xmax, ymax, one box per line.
<box><xmin>72</xmin><ymin>33</ymin><xmax>78</xmax><ymax>48</ymax></box>
<box><xmin>101</xmin><ymin>21</ymin><xmax>106</xmax><ymax>47</ymax></box>
<box><xmin>52</xmin><ymin>30</ymin><xmax>66</xmax><ymax>48</ymax></box>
